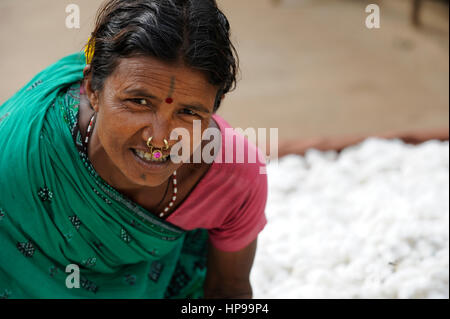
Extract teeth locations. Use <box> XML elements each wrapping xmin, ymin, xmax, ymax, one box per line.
<box><xmin>134</xmin><ymin>149</ymin><xmax>169</xmax><ymax>163</ymax></box>
<box><xmin>144</xmin><ymin>152</ymin><xmax>152</xmax><ymax>161</ymax></box>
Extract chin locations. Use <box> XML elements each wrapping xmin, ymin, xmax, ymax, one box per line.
<box><xmin>125</xmin><ymin>169</ymin><xmax>171</xmax><ymax>187</ymax></box>
<box><xmin>127</xmin><ymin>148</ymin><xmax>174</xmax><ymax>183</ymax></box>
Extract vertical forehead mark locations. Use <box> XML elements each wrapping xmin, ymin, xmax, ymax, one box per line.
<box><xmin>165</xmin><ymin>76</ymin><xmax>175</xmax><ymax>104</ymax></box>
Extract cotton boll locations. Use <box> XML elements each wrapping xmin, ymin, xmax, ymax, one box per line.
<box><xmin>304</xmin><ymin>148</ymin><xmax>338</xmax><ymax>169</ymax></box>
<box><xmin>428</xmin><ymin>291</ymin><xmax>449</xmax><ymax>299</ymax></box>
<box><xmin>266</xmin><ymin>280</ymin><xmax>300</xmax><ymax>299</ymax></box>
<box><xmin>254</xmin><ymin>139</ymin><xmax>449</xmax><ymax>298</ymax></box>
<box><xmin>397</xmin><ymin>276</ymin><xmax>433</xmax><ymax>299</ymax></box>
<box><xmin>390</xmin><ymin>242</ymin><xmax>412</xmax><ymax>260</ymax></box>
<box><xmin>273</xmin><ymin>269</ymin><xmax>291</xmax><ymax>284</ymax></box>
<box><xmin>292</xmin><ymin>260</ymin><xmax>312</xmax><ymax>278</ymax></box>
<box><xmin>304</xmin><ymin>268</ymin><xmax>332</xmax><ymax>286</ymax></box>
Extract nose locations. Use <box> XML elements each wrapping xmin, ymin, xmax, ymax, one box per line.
<box><xmin>142</xmin><ymin>117</ymin><xmax>174</xmax><ymax>150</ymax></box>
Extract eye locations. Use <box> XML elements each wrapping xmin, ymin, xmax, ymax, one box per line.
<box><xmin>180</xmin><ymin>108</ymin><xmax>197</xmax><ymax>116</ymax></box>
<box><xmin>129</xmin><ymin>99</ymin><xmax>149</xmax><ymax>106</ymax></box>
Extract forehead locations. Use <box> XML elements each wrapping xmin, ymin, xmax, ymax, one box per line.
<box><xmin>107</xmin><ymin>55</ymin><xmax>217</xmax><ymax>97</ymax></box>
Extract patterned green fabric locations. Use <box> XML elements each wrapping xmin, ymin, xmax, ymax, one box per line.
<box><xmin>0</xmin><ymin>53</ymin><xmax>207</xmax><ymax>299</ymax></box>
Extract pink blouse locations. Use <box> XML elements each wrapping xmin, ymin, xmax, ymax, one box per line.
<box><xmin>166</xmin><ymin>114</ymin><xmax>268</xmax><ymax>252</ymax></box>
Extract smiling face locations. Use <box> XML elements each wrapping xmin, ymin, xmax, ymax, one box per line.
<box><xmin>85</xmin><ymin>55</ymin><xmax>219</xmax><ymax>189</ymax></box>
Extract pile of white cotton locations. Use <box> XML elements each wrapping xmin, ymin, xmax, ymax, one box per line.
<box><xmin>251</xmin><ymin>138</ymin><xmax>449</xmax><ymax>299</ymax></box>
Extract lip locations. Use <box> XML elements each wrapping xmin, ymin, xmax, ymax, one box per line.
<box><xmin>130</xmin><ymin>148</ymin><xmax>171</xmax><ymax>172</ymax></box>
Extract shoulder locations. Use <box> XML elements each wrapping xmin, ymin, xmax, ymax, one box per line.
<box><xmin>206</xmin><ymin>115</ymin><xmax>268</xmax><ymax>251</ymax></box>
<box><xmin>212</xmin><ymin>114</ymin><xmax>267</xmax><ymax>185</ymax></box>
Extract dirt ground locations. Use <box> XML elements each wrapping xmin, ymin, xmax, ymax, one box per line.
<box><xmin>0</xmin><ymin>0</ymin><xmax>448</xmax><ymax>143</ymax></box>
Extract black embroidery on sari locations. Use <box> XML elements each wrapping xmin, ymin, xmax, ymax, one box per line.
<box><xmin>48</xmin><ymin>265</ymin><xmax>60</xmax><ymax>278</ymax></box>
<box><xmin>69</xmin><ymin>215</ymin><xmax>82</xmax><ymax>230</ymax></box>
<box><xmin>26</xmin><ymin>80</ymin><xmax>43</xmax><ymax>91</ymax></box>
<box><xmin>81</xmin><ymin>257</ymin><xmax>97</xmax><ymax>268</ymax></box>
<box><xmin>120</xmin><ymin>228</ymin><xmax>132</xmax><ymax>243</ymax></box>
<box><xmin>17</xmin><ymin>241</ymin><xmax>35</xmax><ymax>257</ymax></box>
<box><xmin>124</xmin><ymin>274</ymin><xmax>137</xmax><ymax>286</ymax></box>
<box><xmin>38</xmin><ymin>187</ymin><xmax>53</xmax><ymax>202</ymax></box>
<box><xmin>80</xmin><ymin>277</ymin><xmax>99</xmax><ymax>294</ymax></box>
<box><xmin>164</xmin><ymin>264</ymin><xmax>191</xmax><ymax>298</ymax></box>
<box><xmin>148</xmin><ymin>261</ymin><xmax>164</xmax><ymax>283</ymax></box>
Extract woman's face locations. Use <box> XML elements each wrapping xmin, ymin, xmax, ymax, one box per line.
<box><xmin>86</xmin><ymin>56</ymin><xmax>218</xmax><ymax>188</ymax></box>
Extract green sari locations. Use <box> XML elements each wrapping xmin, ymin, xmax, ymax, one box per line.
<box><xmin>0</xmin><ymin>52</ymin><xmax>208</xmax><ymax>299</ymax></box>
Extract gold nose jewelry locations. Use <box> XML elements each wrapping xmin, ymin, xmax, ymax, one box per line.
<box><xmin>147</xmin><ymin>137</ymin><xmax>169</xmax><ymax>160</ymax></box>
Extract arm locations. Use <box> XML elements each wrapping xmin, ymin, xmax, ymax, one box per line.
<box><xmin>203</xmin><ymin>238</ymin><xmax>258</xmax><ymax>299</ymax></box>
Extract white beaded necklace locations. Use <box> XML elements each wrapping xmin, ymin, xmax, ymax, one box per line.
<box><xmin>84</xmin><ymin>113</ymin><xmax>177</xmax><ymax>218</ymax></box>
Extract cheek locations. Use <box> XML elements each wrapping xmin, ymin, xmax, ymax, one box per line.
<box><xmin>170</xmin><ymin>120</ymin><xmax>208</xmax><ymax>157</ymax></box>
<box><xmin>96</xmin><ymin>103</ymin><xmax>134</xmax><ymax>151</ymax></box>
<box><xmin>188</xmin><ymin>119</ymin><xmax>210</xmax><ymax>152</ymax></box>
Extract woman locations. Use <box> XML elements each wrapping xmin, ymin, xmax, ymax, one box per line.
<box><xmin>0</xmin><ymin>0</ymin><xmax>267</xmax><ymax>299</ymax></box>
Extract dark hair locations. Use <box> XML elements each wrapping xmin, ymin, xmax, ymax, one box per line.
<box><xmin>86</xmin><ymin>0</ymin><xmax>239</xmax><ymax>112</ymax></box>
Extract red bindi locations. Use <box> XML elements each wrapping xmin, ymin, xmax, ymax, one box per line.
<box><xmin>165</xmin><ymin>97</ymin><xmax>174</xmax><ymax>104</ymax></box>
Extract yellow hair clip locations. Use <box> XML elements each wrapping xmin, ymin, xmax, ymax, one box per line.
<box><xmin>84</xmin><ymin>37</ymin><xmax>95</xmax><ymax>65</ymax></box>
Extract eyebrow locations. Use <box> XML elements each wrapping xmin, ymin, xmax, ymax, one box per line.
<box><xmin>123</xmin><ymin>89</ymin><xmax>159</xmax><ymax>100</ymax></box>
<box><xmin>123</xmin><ymin>88</ymin><xmax>211</xmax><ymax>114</ymax></box>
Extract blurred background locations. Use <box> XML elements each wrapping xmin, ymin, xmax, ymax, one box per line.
<box><xmin>0</xmin><ymin>0</ymin><xmax>448</xmax><ymax>149</ymax></box>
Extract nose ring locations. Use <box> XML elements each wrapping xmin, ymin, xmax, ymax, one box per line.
<box><xmin>147</xmin><ymin>136</ymin><xmax>153</xmax><ymax>149</ymax></box>
<box><xmin>146</xmin><ymin>137</ymin><xmax>169</xmax><ymax>160</ymax></box>
<box><xmin>146</xmin><ymin>137</ymin><xmax>169</xmax><ymax>150</ymax></box>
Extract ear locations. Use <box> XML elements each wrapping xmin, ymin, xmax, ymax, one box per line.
<box><xmin>83</xmin><ymin>65</ymin><xmax>100</xmax><ymax>113</ymax></box>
